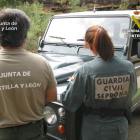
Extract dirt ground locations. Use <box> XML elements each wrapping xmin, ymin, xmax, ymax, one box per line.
<box><xmin>129</xmin><ymin>107</ymin><xmax>140</xmax><ymax>140</ymax></box>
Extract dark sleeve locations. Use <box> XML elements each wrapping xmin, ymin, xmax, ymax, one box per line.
<box><xmin>60</xmin><ymin>68</ymin><xmax>86</xmax><ymax>112</ymax></box>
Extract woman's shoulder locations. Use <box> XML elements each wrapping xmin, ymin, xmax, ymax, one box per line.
<box><xmin>111</xmin><ymin>56</ymin><xmax>135</xmax><ymax>72</ymax></box>
<box><xmin>113</xmin><ymin>56</ymin><xmax>133</xmax><ymax>67</ymax></box>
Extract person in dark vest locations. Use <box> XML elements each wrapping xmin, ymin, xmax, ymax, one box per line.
<box><xmin>0</xmin><ymin>9</ymin><xmax>57</xmax><ymax>140</ymax></box>
<box><xmin>61</xmin><ymin>25</ymin><xmax>137</xmax><ymax>140</ymax></box>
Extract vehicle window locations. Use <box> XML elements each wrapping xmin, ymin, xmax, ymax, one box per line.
<box><xmin>120</xmin><ymin>23</ymin><xmax>128</xmax><ymax>38</ymax></box>
<box><xmin>45</xmin><ymin>17</ymin><xmax>130</xmax><ymax>49</ymax></box>
<box><xmin>107</xmin><ymin>25</ymin><xmax>114</xmax><ymax>37</ymax></box>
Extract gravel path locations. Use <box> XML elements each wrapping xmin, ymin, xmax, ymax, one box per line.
<box><xmin>129</xmin><ymin>107</ymin><xmax>140</xmax><ymax>140</ymax></box>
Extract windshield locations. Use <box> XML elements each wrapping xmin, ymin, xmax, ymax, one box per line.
<box><xmin>45</xmin><ymin>17</ymin><xmax>130</xmax><ymax>48</ymax></box>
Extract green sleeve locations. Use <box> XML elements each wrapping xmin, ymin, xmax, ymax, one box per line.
<box><xmin>60</xmin><ymin>68</ymin><xmax>86</xmax><ymax>112</ymax></box>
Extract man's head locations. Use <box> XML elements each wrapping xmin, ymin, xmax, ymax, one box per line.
<box><xmin>0</xmin><ymin>9</ymin><xmax>30</xmax><ymax>48</ymax></box>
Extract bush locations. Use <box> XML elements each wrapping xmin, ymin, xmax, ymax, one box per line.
<box><xmin>57</xmin><ymin>0</ymin><xmax>67</xmax><ymax>5</ymax></box>
<box><xmin>17</xmin><ymin>1</ymin><xmax>53</xmax><ymax>53</ymax></box>
<box><xmin>57</xmin><ymin>0</ymin><xmax>68</xmax><ymax>13</ymax></box>
<box><xmin>69</xmin><ymin>0</ymin><xmax>87</xmax><ymax>12</ymax></box>
<box><xmin>0</xmin><ymin>0</ymin><xmax>21</xmax><ymax>8</ymax></box>
<box><xmin>119</xmin><ymin>0</ymin><xmax>133</xmax><ymax>10</ymax></box>
<box><xmin>69</xmin><ymin>0</ymin><xmax>79</xmax><ymax>12</ymax></box>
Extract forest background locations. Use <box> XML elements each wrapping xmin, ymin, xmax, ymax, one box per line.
<box><xmin>0</xmin><ymin>0</ymin><xmax>139</xmax><ymax>53</ymax></box>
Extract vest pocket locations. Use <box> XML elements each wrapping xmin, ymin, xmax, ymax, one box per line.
<box><xmin>90</xmin><ymin>124</ymin><xmax>100</xmax><ymax>132</ymax></box>
<box><xmin>83</xmin><ymin>119</ymin><xmax>100</xmax><ymax>132</ymax></box>
<box><xmin>117</xmin><ymin>121</ymin><xmax>128</xmax><ymax>133</ymax></box>
<box><xmin>82</xmin><ymin>123</ymin><xmax>101</xmax><ymax>140</ymax></box>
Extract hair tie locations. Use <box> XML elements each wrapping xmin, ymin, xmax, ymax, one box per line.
<box><xmin>97</xmin><ymin>28</ymin><xmax>101</xmax><ymax>32</ymax></box>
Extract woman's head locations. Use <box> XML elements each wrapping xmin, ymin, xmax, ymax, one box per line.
<box><xmin>85</xmin><ymin>25</ymin><xmax>114</xmax><ymax>62</ymax></box>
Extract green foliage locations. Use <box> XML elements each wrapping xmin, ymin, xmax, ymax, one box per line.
<box><xmin>69</xmin><ymin>0</ymin><xmax>87</xmax><ymax>12</ymax></box>
<box><xmin>119</xmin><ymin>0</ymin><xmax>133</xmax><ymax>10</ymax></box>
<box><xmin>57</xmin><ymin>0</ymin><xmax>68</xmax><ymax>12</ymax></box>
<box><xmin>69</xmin><ymin>0</ymin><xmax>80</xmax><ymax>7</ymax></box>
<box><xmin>0</xmin><ymin>0</ymin><xmax>21</xmax><ymax>8</ymax></box>
<box><xmin>17</xmin><ymin>1</ymin><xmax>53</xmax><ymax>53</ymax></box>
<box><xmin>78</xmin><ymin>3</ymin><xmax>87</xmax><ymax>12</ymax></box>
<box><xmin>136</xmin><ymin>6</ymin><xmax>140</xmax><ymax>10</ymax></box>
<box><xmin>0</xmin><ymin>0</ymin><xmax>53</xmax><ymax>53</ymax></box>
<box><xmin>69</xmin><ymin>0</ymin><xmax>79</xmax><ymax>12</ymax></box>
<box><xmin>57</xmin><ymin>0</ymin><xmax>67</xmax><ymax>5</ymax></box>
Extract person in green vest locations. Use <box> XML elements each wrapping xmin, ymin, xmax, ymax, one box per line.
<box><xmin>61</xmin><ymin>25</ymin><xmax>137</xmax><ymax>140</ymax></box>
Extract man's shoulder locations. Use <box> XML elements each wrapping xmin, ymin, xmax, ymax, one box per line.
<box><xmin>24</xmin><ymin>51</ymin><xmax>51</xmax><ymax>68</ymax></box>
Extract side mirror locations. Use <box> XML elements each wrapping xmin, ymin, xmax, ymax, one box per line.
<box><xmin>38</xmin><ymin>36</ymin><xmax>44</xmax><ymax>50</ymax></box>
<box><xmin>137</xmin><ymin>42</ymin><xmax>140</xmax><ymax>58</ymax></box>
<box><xmin>38</xmin><ymin>36</ymin><xmax>42</xmax><ymax>48</ymax></box>
<box><xmin>123</xmin><ymin>45</ymin><xmax>128</xmax><ymax>56</ymax></box>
